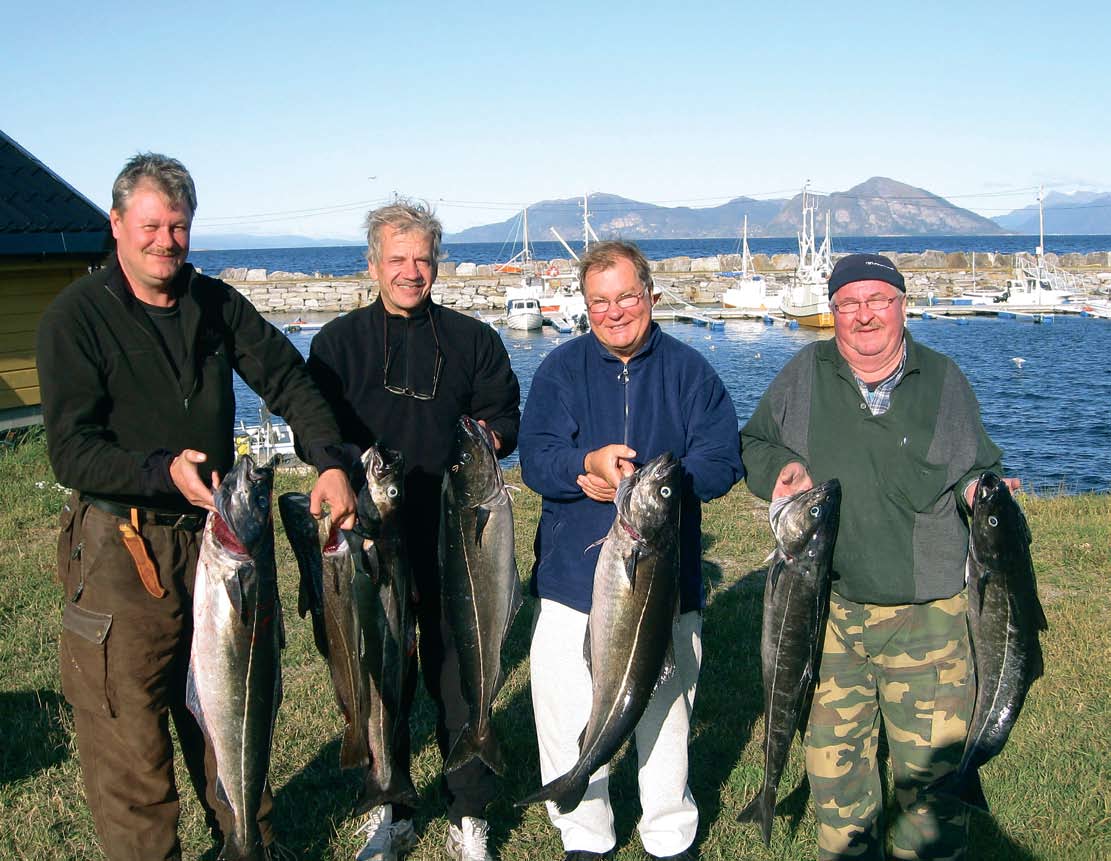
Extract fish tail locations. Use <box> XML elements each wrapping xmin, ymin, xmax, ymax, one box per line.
<box><xmin>736</xmin><ymin>785</ymin><xmax>775</xmax><ymax>846</ymax></box>
<box><xmin>359</xmin><ymin>774</ymin><xmax>421</xmax><ymax>812</ymax></box>
<box><xmin>338</xmin><ymin>722</ymin><xmax>371</xmax><ymax>770</ymax></box>
<box><xmin>444</xmin><ymin>723</ymin><xmax>506</xmax><ymax>775</ymax></box>
<box><xmin>957</xmin><ymin>769</ymin><xmax>990</xmax><ymax>813</ymax></box>
<box><xmin>516</xmin><ymin>770</ymin><xmax>590</xmax><ymax>815</ymax></box>
<box><xmin>217</xmin><ymin>833</ymin><xmax>266</xmax><ymax>861</ymax></box>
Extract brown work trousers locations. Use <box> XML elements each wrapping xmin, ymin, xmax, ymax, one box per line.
<box><xmin>56</xmin><ymin>494</ymin><xmax>274</xmax><ymax>861</ymax></box>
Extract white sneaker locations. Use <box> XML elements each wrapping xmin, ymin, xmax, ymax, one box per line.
<box><xmin>355</xmin><ymin>804</ymin><xmax>418</xmax><ymax>861</ymax></box>
<box><xmin>444</xmin><ymin>817</ymin><xmax>493</xmax><ymax>861</ymax></box>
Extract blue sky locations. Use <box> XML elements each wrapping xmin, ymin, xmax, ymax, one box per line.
<box><xmin>4</xmin><ymin>1</ymin><xmax>1108</xmax><ymax>239</ymax></box>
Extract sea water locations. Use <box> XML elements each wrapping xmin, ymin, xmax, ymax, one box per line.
<box><xmin>236</xmin><ymin>313</ymin><xmax>1111</xmax><ymax>494</ymax></box>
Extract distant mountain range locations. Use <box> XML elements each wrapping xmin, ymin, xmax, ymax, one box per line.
<box><xmin>992</xmin><ymin>190</ymin><xmax>1111</xmax><ymax>234</ymax></box>
<box><xmin>191</xmin><ymin>183</ymin><xmax>1111</xmax><ymax>249</ymax></box>
<box><xmin>445</xmin><ymin>178</ymin><xmax>1012</xmax><ymax>241</ymax></box>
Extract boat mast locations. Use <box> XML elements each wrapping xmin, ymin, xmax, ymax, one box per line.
<box><xmin>741</xmin><ymin>215</ymin><xmax>751</xmax><ymax>277</ymax></box>
<box><xmin>523</xmin><ymin>205</ymin><xmax>532</xmax><ymax>267</ymax></box>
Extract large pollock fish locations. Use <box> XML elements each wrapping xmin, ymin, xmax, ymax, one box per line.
<box><xmin>936</xmin><ymin>471</ymin><xmax>1047</xmax><ymax>811</ymax></box>
<box><xmin>519</xmin><ymin>452</ymin><xmax>682</xmax><ymax>814</ymax></box>
<box><xmin>187</xmin><ymin>455</ymin><xmax>282</xmax><ymax>861</ymax></box>
<box><xmin>737</xmin><ymin>479</ymin><xmax>840</xmax><ymax>846</ymax></box>
<box><xmin>279</xmin><ymin>446</ymin><xmax>419</xmax><ymax>810</ymax></box>
<box><xmin>439</xmin><ymin>416</ymin><xmax>522</xmax><ymax>775</ymax></box>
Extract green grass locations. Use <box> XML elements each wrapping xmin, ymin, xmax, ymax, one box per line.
<box><xmin>1</xmin><ymin>433</ymin><xmax>1108</xmax><ymax>860</ymax></box>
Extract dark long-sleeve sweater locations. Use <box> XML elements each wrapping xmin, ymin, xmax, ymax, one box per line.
<box><xmin>37</xmin><ymin>258</ymin><xmax>347</xmax><ymax>513</ymax></box>
<box><xmin>305</xmin><ymin>298</ymin><xmax>521</xmax><ymax>511</ymax></box>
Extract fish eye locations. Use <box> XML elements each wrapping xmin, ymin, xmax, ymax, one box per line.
<box><xmin>387</xmin><ymin>486</ymin><xmax>399</xmax><ymax>498</ymax></box>
<box><xmin>988</xmin><ymin>515</ymin><xmax>998</xmax><ymax>527</ymax></box>
<box><xmin>660</xmin><ymin>487</ymin><xmax>672</xmax><ymax>498</ymax></box>
<box><xmin>461</xmin><ymin>452</ymin><xmax>471</xmax><ymax>463</ymax></box>
<box><xmin>810</xmin><ymin>505</ymin><xmax>820</xmax><ymax>517</ymax></box>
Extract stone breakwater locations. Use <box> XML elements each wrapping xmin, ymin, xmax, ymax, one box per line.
<box><xmin>217</xmin><ymin>250</ymin><xmax>1111</xmax><ymax>315</ymax></box>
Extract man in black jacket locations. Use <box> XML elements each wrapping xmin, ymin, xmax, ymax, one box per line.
<box><xmin>37</xmin><ymin>152</ymin><xmax>356</xmax><ymax>861</ymax></box>
<box><xmin>306</xmin><ymin>200</ymin><xmax>520</xmax><ymax>861</ymax></box>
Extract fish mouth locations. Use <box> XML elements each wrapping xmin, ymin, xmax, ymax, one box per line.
<box><xmin>213</xmin><ymin>455</ymin><xmax>274</xmax><ymax>555</ymax></box>
<box><xmin>367</xmin><ymin>445</ymin><xmax>403</xmax><ymax>480</ymax></box>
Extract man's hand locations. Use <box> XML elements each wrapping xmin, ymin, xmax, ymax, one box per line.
<box><xmin>577</xmin><ymin>471</ymin><xmax>617</xmax><ymax>503</ymax></box>
<box><xmin>170</xmin><ymin>449</ymin><xmax>219</xmax><ymax>512</ymax></box>
<box><xmin>477</xmin><ymin>419</ymin><xmax>503</xmax><ymax>456</ymax></box>
<box><xmin>580</xmin><ymin>444</ymin><xmax>637</xmax><ymax>502</ymax></box>
<box><xmin>963</xmin><ymin>476</ymin><xmax>1022</xmax><ymax>509</ymax></box>
<box><xmin>773</xmin><ymin>461</ymin><xmax>813</xmax><ymax>500</ymax></box>
<box><xmin>310</xmin><ymin>467</ymin><xmax>357</xmax><ymax>530</ymax></box>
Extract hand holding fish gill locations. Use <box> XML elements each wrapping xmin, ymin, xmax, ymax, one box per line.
<box><xmin>772</xmin><ymin>460</ymin><xmax>813</xmax><ymax>501</ymax></box>
<box><xmin>580</xmin><ymin>444</ymin><xmax>637</xmax><ymax>502</ymax></box>
<box><xmin>170</xmin><ymin>448</ymin><xmax>219</xmax><ymax>512</ymax></box>
<box><xmin>310</xmin><ymin>466</ymin><xmax>357</xmax><ymax>530</ymax></box>
<box><xmin>963</xmin><ymin>474</ymin><xmax>1021</xmax><ymax>509</ymax></box>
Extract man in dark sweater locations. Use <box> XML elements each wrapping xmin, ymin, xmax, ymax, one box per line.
<box><xmin>305</xmin><ymin>200</ymin><xmax>520</xmax><ymax>861</ymax></box>
<box><xmin>742</xmin><ymin>254</ymin><xmax>1015</xmax><ymax>861</ymax></box>
<box><xmin>37</xmin><ymin>153</ymin><xmax>356</xmax><ymax>861</ymax></box>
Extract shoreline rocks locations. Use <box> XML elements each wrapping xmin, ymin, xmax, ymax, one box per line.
<box><xmin>218</xmin><ymin>250</ymin><xmax>1111</xmax><ymax>315</ymax></box>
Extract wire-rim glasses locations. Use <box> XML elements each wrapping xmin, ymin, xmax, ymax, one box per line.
<box><xmin>383</xmin><ymin>309</ymin><xmax>443</xmax><ymax>400</ymax></box>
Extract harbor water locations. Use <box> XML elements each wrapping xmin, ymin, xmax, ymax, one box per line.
<box><xmin>237</xmin><ymin>313</ymin><xmax>1111</xmax><ymax>494</ymax></box>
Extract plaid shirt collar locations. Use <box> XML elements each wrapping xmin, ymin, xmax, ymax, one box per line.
<box><xmin>854</xmin><ymin>341</ymin><xmax>908</xmax><ymax>416</ymax></box>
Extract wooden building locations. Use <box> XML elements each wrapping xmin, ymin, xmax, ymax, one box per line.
<box><xmin>0</xmin><ymin>131</ymin><xmax>110</xmax><ymax>430</ymax></box>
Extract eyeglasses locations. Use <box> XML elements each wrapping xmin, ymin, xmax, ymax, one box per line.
<box><xmin>832</xmin><ymin>295</ymin><xmax>904</xmax><ymax>315</ymax></box>
<box><xmin>383</xmin><ymin>309</ymin><xmax>443</xmax><ymax>400</ymax></box>
<box><xmin>586</xmin><ymin>287</ymin><xmax>648</xmax><ymax>315</ymax></box>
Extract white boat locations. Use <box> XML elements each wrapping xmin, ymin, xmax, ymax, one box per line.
<box><xmin>234</xmin><ymin>407</ymin><xmax>299</xmax><ymax>464</ymax></box>
<box><xmin>721</xmin><ymin>215</ymin><xmax>771</xmax><ymax>310</ymax></box>
<box><xmin>505</xmin><ymin>285</ymin><xmax>544</xmax><ymax>330</ymax></box>
<box><xmin>779</xmin><ymin>185</ymin><xmax>834</xmax><ymax>328</ymax></box>
<box><xmin>1000</xmin><ymin>189</ymin><xmax>1080</xmax><ymax>307</ymax></box>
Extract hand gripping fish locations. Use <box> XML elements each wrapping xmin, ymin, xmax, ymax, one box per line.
<box><xmin>934</xmin><ymin>471</ymin><xmax>1047</xmax><ymax>811</ymax></box>
<box><xmin>187</xmin><ymin>455</ymin><xmax>282</xmax><ymax>861</ymax></box>
<box><xmin>279</xmin><ymin>446</ymin><xmax>419</xmax><ymax>811</ymax></box>
<box><xmin>518</xmin><ymin>452</ymin><xmax>683</xmax><ymax>814</ymax></box>
<box><xmin>439</xmin><ymin>416</ymin><xmax>523</xmax><ymax>775</ymax></box>
<box><xmin>737</xmin><ymin>479</ymin><xmax>840</xmax><ymax>846</ymax></box>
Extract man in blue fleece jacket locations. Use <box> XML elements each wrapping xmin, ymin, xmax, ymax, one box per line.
<box><xmin>518</xmin><ymin>241</ymin><xmax>743</xmax><ymax>861</ymax></box>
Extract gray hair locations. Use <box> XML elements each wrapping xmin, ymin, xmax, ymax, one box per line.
<box><xmin>578</xmin><ymin>240</ymin><xmax>653</xmax><ymax>294</ymax></box>
<box><xmin>111</xmin><ymin>153</ymin><xmax>197</xmax><ymax>215</ymax></box>
<box><xmin>364</xmin><ymin>199</ymin><xmax>442</xmax><ymax>278</ymax></box>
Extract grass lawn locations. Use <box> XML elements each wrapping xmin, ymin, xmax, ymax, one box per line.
<box><xmin>1</xmin><ymin>431</ymin><xmax>1107</xmax><ymax>860</ymax></box>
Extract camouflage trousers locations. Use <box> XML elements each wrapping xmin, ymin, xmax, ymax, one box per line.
<box><xmin>803</xmin><ymin>592</ymin><xmax>974</xmax><ymax>861</ymax></box>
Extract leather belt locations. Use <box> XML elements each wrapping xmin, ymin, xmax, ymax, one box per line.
<box><xmin>81</xmin><ymin>495</ymin><xmax>206</xmax><ymax>532</ymax></box>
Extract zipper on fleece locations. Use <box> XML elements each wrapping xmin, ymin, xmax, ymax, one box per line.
<box><xmin>619</xmin><ymin>365</ymin><xmax>630</xmax><ymax>446</ymax></box>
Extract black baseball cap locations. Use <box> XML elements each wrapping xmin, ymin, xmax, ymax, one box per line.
<box><xmin>827</xmin><ymin>253</ymin><xmax>905</xmax><ymax>298</ymax></box>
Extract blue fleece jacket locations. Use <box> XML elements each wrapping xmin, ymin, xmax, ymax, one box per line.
<box><xmin>519</xmin><ymin>323</ymin><xmax>743</xmax><ymax>613</ymax></box>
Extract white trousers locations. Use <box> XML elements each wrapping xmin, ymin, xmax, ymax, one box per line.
<box><xmin>529</xmin><ymin>598</ymin><xmax>703</xmax><ymax>856</ymax></box>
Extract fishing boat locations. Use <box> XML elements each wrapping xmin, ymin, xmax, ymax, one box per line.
<box><xmin>497</xmin><ymin>208</ymin><xmax>545</xmax><ymax>331</ymax></box>
<box><xmin>721</xmin><ymin>215</ymin><xmax>771</xmax><ymax>310</ymax></box>
<box><xmin>779</xmin><ymin>186</ymin><xmax>834</xmax><ymax>328</ymax></box>
<box><xmin>999</xmin><ymin>191</ymin><xmax>1080</xmax><ymax>307</ymax></box>
<box><xmin>234</xmin><ymin>406</ymin><xmax>299</xmax><ymax>464</ymax></box>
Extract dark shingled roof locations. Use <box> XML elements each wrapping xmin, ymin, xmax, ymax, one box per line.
<box><xmin>0</xmin><ymin>129</ymin><xmax>110</xmax><ymax>256</ymax></box>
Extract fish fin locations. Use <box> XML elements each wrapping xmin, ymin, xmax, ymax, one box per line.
<box><xmin>582</xmin><ymin>625</ymin><xmax>592</xmax><ymax>675</ymax></box>
<box><xmin>583</xmin><ymin>535</ymin><xmax>607</xmax><ymax>555</ymax></box>
<box><xmin>185</xmin><ymin>665</ymin><xmax>208</xmax><ymax>738</ymax></box>
<box><xmin>339</xmin><ymin>722</ymin><xmax>371</xmax><ymax>770</ymax></box>
<box><xmin>224</xmin><ymin>570</ymin><xmax>246</xmax><ymax>623</ymax></box>
<box><xmin>767</xmin><ymin>556</ymin><xmax>783</xmax><ymax>592</ymax></box>
<box><xmin>736</xmin><ymin>784</ymin><xmax>775</xmax><ymax>846</ymax></box>
<box><xmin>654</xmin><ymin>642</ymin><xmax>678</xmax><ymax>694</ymax></box>
<box><xmin>623</xmin><ymin>547</ymin><xmax>640</xmax><ymax>590</ymax></box>
<box><xmin>516</xmin><ymin>770</ymin><xmax>590</xmax><ymax>814</ymax></box>
<box><xmin>976</xmin><ymin>568</ymin><xmax>993</xmax><ymax>614</ymax></box>
<box><xmin>474</xmin><ymin>506</ymin><xmax>492</xmax><ymax>546</ymax></box>
<box><xmin>444</xmin><ymin>723</ymin><xmax>506</xmax><ymax>775</ymax></box>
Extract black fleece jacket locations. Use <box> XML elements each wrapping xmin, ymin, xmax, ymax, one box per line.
<box><xmin>306</xmin><ymin>298</ymin><xmax>520</xmax><ymax>513</ymax></box>
<box><xmin>37</xmin><ymin>258</ymin><xmax>347</xmax><ymax>513</ymax></box>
